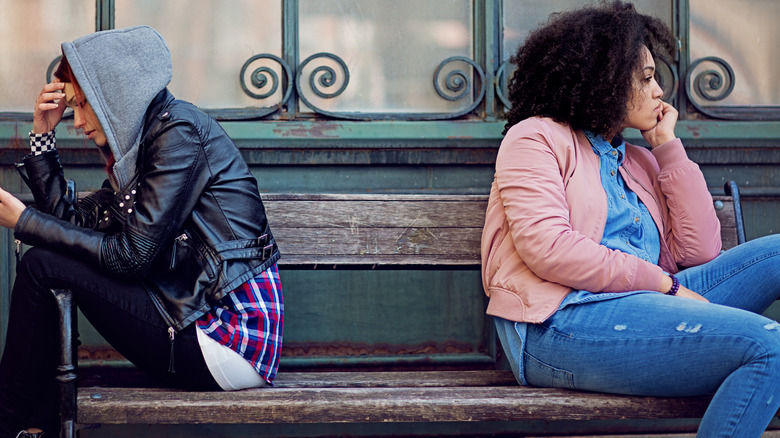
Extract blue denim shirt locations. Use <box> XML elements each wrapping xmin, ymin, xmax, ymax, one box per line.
<box><xmin>495</xmin><ymin>131</ymin><xmax>661</xmax><ymax>384</ymax></box>
<box><xmin>561</xmin><ymin>131</ymin><xmax>661</xmax><ymax>303</ymax></box>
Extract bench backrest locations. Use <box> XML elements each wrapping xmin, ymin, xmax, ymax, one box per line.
<box><xmin>263</xmin><ymin>191</ymin><xmax>744</xmax><ymax>268</ymax></box>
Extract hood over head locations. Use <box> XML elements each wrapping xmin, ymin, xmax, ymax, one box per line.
<box><xmin>61</xmin><ymin>26</ymin><xmax>172</xmax><ymax>190</ymax></box>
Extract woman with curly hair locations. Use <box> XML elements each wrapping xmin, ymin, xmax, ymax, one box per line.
<box><xmin>481</xmin><ymin>2</ymin><xmax>780</xmax><ymax>436</ymax></box>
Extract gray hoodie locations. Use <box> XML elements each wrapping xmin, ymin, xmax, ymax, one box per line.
<box><xmin>61</xmin><ymin>26</ymin><xmax>172</xmax><ymax>190</ymax></box>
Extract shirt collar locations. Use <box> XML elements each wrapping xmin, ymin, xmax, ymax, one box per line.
<box><xmin>584</xmin><ymin>130</ymin><xmax>626</xmax><ymax>164</ymax></box>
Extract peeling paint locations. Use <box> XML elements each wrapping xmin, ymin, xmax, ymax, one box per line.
<box><xmin>273</xmin><ymin>122</ymin><xmax>342</xmax><ymax>139</ymax></box>
<box><xmin>613</xmin><ymin>325</ymin><xmax>627</xmax><ymax>331</ymax></box>
<box><xmin>676</xmin><ymin>322</ymin><xmax>688</xmax><ymax>332</ymax></box>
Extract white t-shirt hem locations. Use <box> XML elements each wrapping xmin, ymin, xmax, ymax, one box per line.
<box><xmin>196</xmin><ymin>327</ymin><xmax>268</xmax><ymax>391</ymax></box>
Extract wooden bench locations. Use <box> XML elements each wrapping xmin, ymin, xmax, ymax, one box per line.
<box><xmin>50</xmin><ymin>181</ymin><xmax>749</xmax><ymax>437</ymax></box>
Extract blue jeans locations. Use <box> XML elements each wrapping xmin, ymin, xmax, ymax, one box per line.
<box><xmin>495</xmin><ymin>234</ymin><xmax>780</xmax><ymax>437</ymax></box>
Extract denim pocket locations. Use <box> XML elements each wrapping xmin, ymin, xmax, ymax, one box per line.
<box><xmin>523</xmin><ymin>351</ymin><xmax>576</xmax><ymax>389</ymax></box>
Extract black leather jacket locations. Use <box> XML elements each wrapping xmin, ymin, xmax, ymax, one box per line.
<box><xmin>15</xmin><ymin>89</ymin><xmax>280</xmax><ymax>331</ymax></box>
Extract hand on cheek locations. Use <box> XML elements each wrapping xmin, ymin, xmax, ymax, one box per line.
<box><xmin>643</xmin><ymin>102</ymin><xmax>678</xmax><ymax>148</ymax></box>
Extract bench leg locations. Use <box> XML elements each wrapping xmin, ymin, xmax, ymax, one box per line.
<box><xmin>51</xmin><ymin>289</ymin><xmax>77</xmax><ymax>438</ymax></box>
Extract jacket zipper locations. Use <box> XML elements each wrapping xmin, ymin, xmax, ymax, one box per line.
<box><xmin>143</xmin><ymin>283</ymin><xmax>179</xmax><ymax>373</ymax></box>
<box><xmin>14</xmin><ymin>239</ymin><xmax>21</xmax><ymax>264</ymax></box>
<box><xmin>168</xmin><ymin>326</ymin><xmax>176</xmax><ymax>373</ymax></box>
<box><xmin>169</xmin><ymin>233</ymin><xmax>189</xmax><ymax>270</ymax></box>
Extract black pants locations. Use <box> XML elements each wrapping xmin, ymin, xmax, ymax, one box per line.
<box><xmin>0</xmin><ymin>248</ymin><xmax>219</xmax><ymax>437</ymax></box>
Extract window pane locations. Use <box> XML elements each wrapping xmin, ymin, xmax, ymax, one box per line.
<box><xmin>690</xmin><ymin>0</ymin><xmax>779</xmax><ymax>107</ymax></box>
<box><xmin>116</xmin><ymin>0</ymin><xmax>283</xmax><ymax>109</ymax></box>
<box><xmin>502</xmin><ymin>0</ymin><xmax>672</xmax><ymax>61</ymax></box>
<box><xmin>298</xmin><ymin>0</ymin><xmax>474</xmax><ymax>115</ymax></box>
<box><xmin>0</xmin><ymin>0</ymin><xmax>94</xmax><ymax>112</ymax></box>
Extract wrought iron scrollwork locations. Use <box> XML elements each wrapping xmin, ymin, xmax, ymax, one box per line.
<box><xmin>433</xmin><ymin>56</ymin><xmax>485</xmax><ymax>104</ymax></box>
<box><xmin>237</xmin><ymin>54</ymin><xmax>293</xmax><ymax>119</ymax></box>
<box><xmin>683</xmin><ymin>56</ymin><xmax>779</xmax><ymax>120</ymax></box>
<box><xmin>654</xmin><ymin>55</ymin><xmax>678</xmax><ymax>103</ymax></box>
<box><xmin>46</xmin><ymin>56</ymin><xmax>63</xmax><ymax>83</ymax></box>
<box><xmin>495</xmin><ymin>60</ymin><xmax>513</xmax><ymax>110</ymax></box>
<box><xmin>295</xmin><ymin>52</ymin><xmax>485</xmax><ymax>120</ymax></box>
<box><xmin>687</xmin><ymin>56</ymin><xmax>735</xmax><ymax>102</ymax></box>
<box><xmin>295</xmin><ymin>52</ymin><xmax>350</xmax><ymax>115</ymax></box>
<box><xmin>684</xmin><ymin>57</ymin><xmax>736</xmax><ymax>119</ymax></box>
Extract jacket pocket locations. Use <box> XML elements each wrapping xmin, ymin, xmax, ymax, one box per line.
<box><xmin>169</xmin><ymin>231</ymin><xmax>217</xmax><ymax>280</ymax></box>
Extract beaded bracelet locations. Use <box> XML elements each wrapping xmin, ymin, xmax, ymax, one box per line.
<box><xmin>667</xmin><ymin>274</ymin><xmax>680</xmax><ymax>296</ymax></box>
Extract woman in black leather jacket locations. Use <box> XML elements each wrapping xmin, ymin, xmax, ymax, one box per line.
<box><xmin>0</xmin><ymin>26</ymin><xmax>283</xmax><ymax>437</ymax></box>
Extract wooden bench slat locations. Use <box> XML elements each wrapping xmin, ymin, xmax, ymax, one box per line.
<box><xmin>77</xmin><ymin>385</ymin><xmax>713</xmax><ymax>425</ymax></box>
<box><xmin>272</xmin><ymin>227</ymin><xmax>482</xmax><ymax>257</ymax></box>
<box><xmin>264</xmin><ymin>199</ymin><xmax>488</xmax><ymax>228</ymax></box>
<box><xmin>267</xmin><ymin>194</ymin><xmax>740</xmax><ymax>264</ymax></box>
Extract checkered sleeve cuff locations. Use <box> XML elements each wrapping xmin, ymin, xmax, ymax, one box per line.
<box><xmin>29</xmin><ymin>130</ymin><xmax>56</xmax><ymax>156</ymax></box>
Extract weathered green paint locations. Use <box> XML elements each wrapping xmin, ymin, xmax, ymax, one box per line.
<box><xmin>279</xmin><ymin>269</ymin><xmax>486</xmax><ymax>357</ymax></box>
<box><xmin>95</xmin><ymin>0</ymin><xmax>114</xmax><ymax>31</ymax></box>
<box><xmin>2</xmin><ymin>119</ymin><xmax>778</xmax><ymax>147</ymax></box>
<box><xmin>474</xmin><ymin>0</ymin><xmax>500</xmax><ymax>121</ymax></box>
<box><xmin>282</xmin><ymin>0</ymin><xmax>300</xmax><ymax>115</ymax></box>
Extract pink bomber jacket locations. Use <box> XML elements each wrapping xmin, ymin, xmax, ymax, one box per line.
<box><xmin>481</xmin><ymin>117</ymin><xmax>722</xmax><ymax>323</ymax></box>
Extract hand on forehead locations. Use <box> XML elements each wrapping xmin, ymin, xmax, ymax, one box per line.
<box><xmin>61</xmin><ymin>82</ymin><xmax>85</xmax><ymax>108</ymax></box>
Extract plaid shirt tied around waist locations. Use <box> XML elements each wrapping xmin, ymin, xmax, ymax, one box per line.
<box><xmin>196</xmin><ymin>263</ymin><xmax>283</xmax><ymax>384</ymax></box>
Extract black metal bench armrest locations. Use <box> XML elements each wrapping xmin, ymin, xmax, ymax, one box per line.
<box><xmin>724</xmin><ymin>180</ymin><xmax>746</xmax><ymax>245</ymax></box>
<box><xmin>52</xmin><ymin>289</ymin><xmax>76</xmax><ymax>438</ymax></box>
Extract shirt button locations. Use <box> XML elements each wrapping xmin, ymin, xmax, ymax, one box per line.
<box><xmin>119</xmin><ymin>202</ymin><xmax>124</xmax><ymax>208</ymax></box>
<box><xmin>635</xmin><ymin>217</ymin><xmax>640</xmax><ymax>222</ymax></box>
<box><xmin>610</xmin><ymin>170</ymin><xmax>616</xmax><ymax>176</ymax></box>
<box><xmin>621</xmin><ymin>194</ymin><xmax>626</xmax><ymax>199</ymax></box>
<box><xmin>611</xmin><ymin>150</ymin><xmax>617</xmax><ymax>156</ymax></box>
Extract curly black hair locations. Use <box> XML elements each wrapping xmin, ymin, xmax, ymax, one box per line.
<box><xmin>502</xmin><ymin>1</ymin><xmax>675</xmax><ymax>138</ymax></box>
